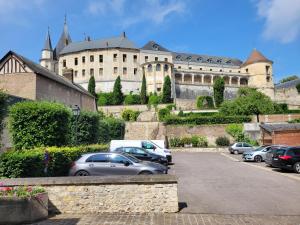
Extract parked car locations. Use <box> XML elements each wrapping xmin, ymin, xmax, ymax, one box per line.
<box><xmin>69</xmin><ymin>152</ymin><xmax>168</xmax><ymax>176</ymax></box>
<box><xmin>110</xmin><ymin>140</ymin><xmax>172</xmax><ymax>162</ymax></box>
<box><xmin>265</xmin><ymin>145</ymin><xmax>289</xmax><ymax>166</ymax></box>
<box><xmin>271</xmin><ymin>147</ymin><xmax>300</xmax><ymax>173</ymax></box>
<box><xmin>242</xmin><ymin>145</ymin><xmax>286</xmax><ymax>162</ymax></box>
<box><xmin>113</xmin><ymin>147</ymin><xmax>168</xmax><ymax>166</ymax></box>
<box><xmin>229</xmin><ymin>142</ymin><xmax>254</xmax><ymax>154</ymax></box>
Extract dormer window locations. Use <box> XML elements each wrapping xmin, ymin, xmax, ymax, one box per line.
<box><xmin>217</xmin><ymin>59</ymin><xmax>222</xmax><ymax>63</ymax></box>
<box><xmin>207</xmin><ymin>58</ymin><xmax>213</xmax><ymax>63</ymax></box>
<box><xmin>176</xmin><ymin>55</ymin><xmax>181</xmax><ymax>60</ymax></box>
<box><xmin>186</xmin><ymin>56</ymin><xmax>192</xmax><ymax>61</ymax></box>
<box><xmin>226</xmin><ymin>60</ymin><xmax>232</xmax><ymax>64</ymax></box>
<box><xmin>153</xmin><ymin>44</ymin><xmax>159</xmax><ymax>50</ymax></box>
<box><xmin>197</xmin><ymin>57</ymin><xmax>202</xmax><ymax>62</ymax></box>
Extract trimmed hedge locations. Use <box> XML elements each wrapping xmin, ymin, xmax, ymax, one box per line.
<box><xmin>70</xmin><ymin>111</ymin><xmax>100</xmax><ymax>145</ymax></box>
<box><xmin>164</xmin><ymin>115</ymin><xmax>251</xmax><ymax>125</ymax></box>
<box><xmin>158</xmin><ymin>108</ymin><xmax>171</xmax><ymax>121</ymax></box>
<box><xmin>9</xmin><ymin>101</ymin><xmax>71</xmax><ymax>150</ymax></box>
<box><xmin>121</xmin><ymin>109</ymin><xmax>140</xmax><ymax>121</ymax></box>
<box><xmin>196</xmin><ymin>96</ymin><xmax>214</xmax><ymax>109</ymax></box>
<box><xmin>99</xmin><ymin>117</ymin><xmax>125</xmax><ymax>143</ymax></box>
<box><xmin>0</xmin><ymin>144</ymin><xmax>108</xmax><ymax>178</ymax></box>
<box><xmin>97</xmin><ymin>92</ymin><xmax>114</xmax><ymax>106</ymax></box>
<box><xmin>124</xmin><ymin>94</ymin><xmax>141</xmax><ymax>105</ymax></box>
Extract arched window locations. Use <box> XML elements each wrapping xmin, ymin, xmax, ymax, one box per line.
<box><xmin>147</xmin><ymin>64</ymin><xmax>152</xmax><ymax>72</ymax></box>
<box><xmin>156</xmin><ymin>64</ymin><xmax>161</xmax><ymax>71</ymax></box>
<box><xmin>164</xmin><ymin>64</ymin><xmax>169</xmax><ymax>72</ymax></box>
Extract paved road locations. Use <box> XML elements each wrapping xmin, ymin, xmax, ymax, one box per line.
<box><xmin>170</xmin><ymin>152</ymin><xmax>300</xmax><ymax>215</ymax></box>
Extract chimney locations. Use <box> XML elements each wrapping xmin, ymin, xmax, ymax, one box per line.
<box><xmin>62</xmin><ymin>68</ymin><xmax>74</xmax><ymax>83</ymax></box>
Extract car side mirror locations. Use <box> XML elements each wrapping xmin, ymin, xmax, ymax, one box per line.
<box><xmin>124</xmin><ymin>161</ymin><xmax>130</xmax><ymax>167</ymax></box>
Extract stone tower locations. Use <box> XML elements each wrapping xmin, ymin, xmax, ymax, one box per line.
<box><xmin>40</xmin><ymin>28</ymin><xmax>54</xmax><ymax>71</ymax></box>
<box><xmin>241</xmin><ymin>49</ymin><xmax>275</xmax><ymax>99</ymax></box>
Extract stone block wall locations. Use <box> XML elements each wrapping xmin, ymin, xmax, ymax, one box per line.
<box><xmin>2</xmin><ymin>175</ymin><xmax>178</xmax><ymax>214</ymax></box>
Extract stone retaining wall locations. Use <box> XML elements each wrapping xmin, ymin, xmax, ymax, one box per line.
<box><xmin>171</xmin><ymin>147</ymin><xmax>228</xmax><ymax>153</ymax></box>
<box><xmin>1</xmin><ymin>175</ymin><xmax>178</xmax><ymax>214</ymax></box>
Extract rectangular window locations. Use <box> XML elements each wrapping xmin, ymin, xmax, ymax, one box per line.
<box><xmin>74</xmin><ymin>70</ymin><xmax>78</xmax><ymax>77</ymax></box>
<box><xmin>155</xmin><ymin>57</ymin><xmax>158</xmax><ymax>61</ymax></box>
<box><xmin>113</xmin><ymin>67</ymin><xmax>118</xmax><ymax>74</ymax></box>
<box><xmin>145</xmin><ymin>56</ymin><xmax>148</xmax><ymax>62</ymax></box>
<box><xmin>74</xmin><ymin>58</ymin><xmax>78</xmax><ymax>66</ymax></box>
<box><xmin>133</xmin><ymin>55</ymin><xmax>137</xmax><ymax>62</ymax></box>
<box><xmin>165</xmin><ymin>58</ymin><xmax>168</xmax><ymax>62</ymax></box>
<box><xmin>123</xmin><ymin>54</ymin><xmax>127</xmax><ymax>62</ymax></box>
<box><xmin>189</xmin><ymin>67</ymin><xmax>192</xmax><ymax>70</ymax></box>
<box><xmin>266</xmin><ymin>66</ymin><xmax>270</xmax><ymax>75</ymax></box>
<box><xmin>82</xmin><ymin>56</ymin><xmax>85</xmax><ymax>63</ymax></box>
<box><xmin>99</xmin><ymin>68</ymin><xmax>103</xmax><ymax>75</ymax></box>
<box><xmin>90</xmin><ymin>55</ymin><xmax>94</xmax><ymax>62</ymax></box>
<box><xmin>99</xmin><ymin>55</ymin><xmax>103</xmax><ymax>63</ymax></box>
<box><xmin>134</xmin><ymin>68</ymin><xmax>137</xmax><ymax>75</ymax></box>
<box><xmin>90</xmin><ymin>68</ymin><xmax>94</xmax><ymax>76</ymax></box>
<box><xmin>246</xmin><ymin>68</ymin><xmax>249</xmax><ymax>73</ymax></box>
<box><xmin>113</xmin><ymin>54</ymin><xmax>117</xmax><ymax>62</ymax></box>
<box><xmin>82</xmin><ymin>69</ymin><xmax>85</xmax><ymax>76</ymax></box>
<box><xmin>178</xmin><ymin>66</ymin><xmax>181</xmax><ymax>69</ymax></box>
<box><xmin>63</xmin><ymin>60</ymin><xmax>66</xmax><ymax>67</ymax></box>
<box><xmin>123</xmin><ymin>67</ymin><xmax>127</xmax><ymax>75</ymax></box>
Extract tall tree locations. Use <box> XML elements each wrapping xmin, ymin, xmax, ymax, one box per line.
<box><xmin>162</xmin><ymin>75</ymin><xmax>172</xmax><ymax>103</ymax></box>
<box><xmin>88</xmin><ymin>75</ymin><xmax>96</xmax><ymax>97</ymax></box>
<box><xmin>213</xmin><ymin>77</ymin><xmax>225</xmax><ymax>107</ymax></box>
<box><xmin>140</xmin><ymin>74</ymin><xmax>147</xmax><ymax>104</ymax></box>
<box><xmin>112</xmin><ymin>76</ymin><xmax>123</xmax><ymax>105</ymax></box>
<box><xmin>279</xmin><ymin>75</ymin><xmax>298</xmax><ymax>84</ymax></box>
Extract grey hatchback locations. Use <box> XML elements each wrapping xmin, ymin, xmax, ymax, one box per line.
<box><xmin>229</xmin><ymin>142</ymin><xmax>254</xmax><ymax>154</ymax></box>
<box><xmin>69</xmin><ymin>152</ymin><xmax>168</xmax><ymax>176</ymax></box>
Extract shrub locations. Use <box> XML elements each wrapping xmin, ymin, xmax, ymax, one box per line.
<box><xmin>225</xmin><ymin>124</ymin><xmax>243</xmax><ymax>139</ymax></box>
<box><xmin>103</xmin><ymin>117</ymin><xmax>125</xmax><ymax>140</ymax></box>
<box><xmin>164</xmin><ymin>115</ymin><xmax>251</xmax><ymax>125</ymax></box>
<box><xmin>124</xmin><ymin>94</ymin><xmax>141</xmax><ymax>105</ymax></box>
<box><xmin>178</xmin><ymin>110</ymin><xmax>184</xmax><ymax>117</ymax></box>
<box><xmin>215</xmin><ymin>136</ymin><xmax>230</xmax><ymax>146</ymax></box>
<box><xmin>70</xmin><ymin>111</ymin><xmax>100</xmax><ymax>145</ymax></box>
<box><xmin>121</xmin><ymin>109</ymin><xmax>140</xmax><ymax>121</ymax></box>
<box><xmin>9</xmin><ymin>101</ymin><xmax>71</xmax><ymax>150</ymax></box>
<box><xmin>196</xmin><ymin>96</ymin><xmax>214</xmax><ymax>109</ymax></box>
<box><xmin>169</xmin><ymin>137</ymin><xmax>183</xmax><ymax>148</ymax></box>
<box><xmin>273</xmin><ymin>103</ymin><xmax>288</xmax><ymax>114</ymax></box>
<box><xmin>158</xmin><ymin>108</ymin><xmax>171</xmax><ymax>121</ymax></box>
<box><xmin>0</xmin><ymin>144</ymin><xmax>108</xmax><ymax>178</ymax></box>
<box><xmin>97</xmin><ymin>92</ymin><xmax>114</xmax><ymax>106</ymax></box>
<box><xmin>213</xmin><ymin>77</ymin><xmax>225</xmax><ymax>107</ymax></box>
<box><xmin>289</xmin><ymin>118</ymin><xmax>300</xmax><ymax>123</ymax></box>
<box><xmin>166</xmin><ymin>104</ymin><xmax>176</xmax><ymax>111</ymax></box>
<box><xmin>169</xmin><ymin>136</ymin><xmax>208</xmax><ymax>147</ymax></box>
<box><xmin>148</xmin><ymin>94</ymin><xmax>161</xmax><ymax>106</ymax></box>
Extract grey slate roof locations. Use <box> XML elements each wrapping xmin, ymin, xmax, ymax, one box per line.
<box><xmin>54</xmin><ymin>22</ymin><xmax>72</xmax><ymax>59</ymax></box>
<box><xmin>3</xmin><ymin>51</ymin><xmax>93</xmax><ymax>97</ymax></box>
<box><xmin>172</xmin><ymin>52</ymin><xmax>243</xmax><ymax>66</ymax></box>
<box><xmin>60</xmin><ymin>36</ymin><xmax>138</xmax><ymax>55</ymax></box>
<box><xmin>275</xmin><ymin>78</ymin><xmax>300</xmax><ymax>89</ymax></box>
<box><xmin>260</xmin><ymin>123</ymin><xmax>300</xmax><ymax>133</ymax></box>
<box><xmin>43</xmin><ymin>29</ymin><xmax>52</xmax><ymax>51</ymax></box>
<box><xmin>141</xmin><ymin>41</ymin><xmax>170</xmax><ymax>52</ymax></box>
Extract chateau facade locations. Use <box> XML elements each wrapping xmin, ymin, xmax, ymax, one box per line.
<box><xmin>40</xmin><ymin>20</ymin><xmax>275</xmax><ymax>100</ymax></box>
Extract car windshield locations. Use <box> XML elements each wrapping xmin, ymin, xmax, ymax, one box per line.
<box><xmin>253</xmin><ymin>146</ymin><xmax>266</xmax><ymax>151</ymax></box>
<box><xmin>122</xmin><ymin>153</ymin><xmax>141</xmax><ymax>163</ymax></box>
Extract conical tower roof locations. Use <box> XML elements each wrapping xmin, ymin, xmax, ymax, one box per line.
<box><xmin>242</xmin><ymin>49</ymin><xmax>273</xmax><ymax>67</ymax></box>
<box><xmin>43</xmin><ymin>28</ymin><xmax>52</xmax><ymax>51</ymax></box>
<box><xmin>54</xmin><ymin>17</ymin><xmax>72</xmax><ymax>60</ymax></box>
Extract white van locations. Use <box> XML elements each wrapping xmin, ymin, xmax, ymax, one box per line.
<box><xmin>110</xmin><ymin>140</ymin><xmax>172</xmax><ymax>162</ymax></box>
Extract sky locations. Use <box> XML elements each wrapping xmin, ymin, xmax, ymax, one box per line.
<box><xmin>0</xmin><ymin>0</ymin><xmax>300</xmax><ymax>83</ymax></box>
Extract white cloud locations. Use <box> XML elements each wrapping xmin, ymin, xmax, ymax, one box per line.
<box><xmin>0</xmin><ymin>0</ymin><xmax>46</xmax><ymax>25</ymax></box>
<box><xmin>86</xmin><ymin>0</ymin><xmax>186</xmax><ymax>28</ymax></box>
<box><xmin>256</xmin><ymin>0</ymin><xmax>300</xmax><ymax>43</ymax></box>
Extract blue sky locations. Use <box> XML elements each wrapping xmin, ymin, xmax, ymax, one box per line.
<box><xmin>0</xmin><ymin>0</ymin><xmax>300</xmax><ymax>82</ymax></box>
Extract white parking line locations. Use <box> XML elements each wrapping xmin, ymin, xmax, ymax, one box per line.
<box><xmin>220</xmin><ymin>153</ymin><xmax>300</xmax><ymax>182</ymax></box>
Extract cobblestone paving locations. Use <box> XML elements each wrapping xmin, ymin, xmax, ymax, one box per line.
<box><xmin>32</xmin><ymin>213</ymin><xmax>300</xmax><ymax>225</ymax></box>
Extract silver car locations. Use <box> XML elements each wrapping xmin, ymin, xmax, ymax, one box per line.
<box><xmin>243</xmin><ymin>145</ymin><xmax>287</xmax><ymax>162</ymax></box>
<box><xmin>229</xmin><ymin>142</ymin><xmax>254</xmax><ymax>154</ymax></box>
<box><xmin>69</xmin><ymin>152</ymin><xmax>168</xmax><ymax>176</ymax></box>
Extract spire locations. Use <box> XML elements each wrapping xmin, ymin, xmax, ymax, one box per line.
<box><xmin>54</xmin><ymin>16</ymin><xmax>72</xmax><ymax>60</ymax></box>
<box><xmin>243</xmin><ymin>49</ymin><xmax>273</xmax><ymax>67</ymax></box>
<box><xmin>43</xmin><ymin>27</ymin><xmax>53</xmax><ymax>51</ymax></box>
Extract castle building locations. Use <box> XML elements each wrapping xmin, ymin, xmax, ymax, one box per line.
<box><xmin>40</xmin><ymin>20</ymin><xmax>275</xmax><ymax>100</ymax></box>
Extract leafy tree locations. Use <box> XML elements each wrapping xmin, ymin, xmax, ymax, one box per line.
<box><xmin>140</xmin><ymin>74</ymin><xmax>147</xmax><ymax>104</ymax></box>
<box><xmin>112</xmin><ymin>76</ymin><xmax>123</xmax><ymax>105</ymax></box>
<box><xmin>88</xmin><ymin>75</ymin><xmax>96</xmax><ymax>97</ymax></box>
<box><xmin>162</xmin><ymin>75</ymin><xmax>172</xmax><ymax>103</ymax></box>
<box><xmin>213</xmin><ymin>77</ymin><xmax>225</xmax><ymax>107</ymax></box>
<box><xmin>279</xmin><ymin>75</ymin><xmax>298</xmax><ymax>84</ymax></box>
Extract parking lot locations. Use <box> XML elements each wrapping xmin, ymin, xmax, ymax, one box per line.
<box><xmin>170</xmin><ymin>152</ymin><xmax>300</xmax><ymax>215</ymax></box>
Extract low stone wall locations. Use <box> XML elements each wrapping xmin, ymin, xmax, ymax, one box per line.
<box><xmin>256</xmin><ymin>114</ymin><xmax>300</xmax><ymax>123</ymax></box>
<box><xmin>1</xmin><ymin>175</ymin><xmax>178</xmax><ymax>214</ymax></box>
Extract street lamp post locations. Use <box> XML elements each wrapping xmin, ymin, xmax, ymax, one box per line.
<box><xmin>72</xmin><ymin>105</ymin><xmax>81</xmax><ymax>145</ymax></box>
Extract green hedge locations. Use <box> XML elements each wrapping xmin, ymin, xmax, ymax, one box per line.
<box><xmin>0</xmin><ymin>144</ymin><xmax>108</xmax><ymax>178</ymax></box>
<box><xmin>99</xmin><ymin>117</ymin><xmax>125</xmax><ymax>143</ymax></box>
<box><xmin>158</xmin><ymin>108</ymin><xmax>171</xmax><ymax>121</ymax></box>
<box><xmin>124</xmin><ymin>94</ymin><xmax>141</xmax><ymax>105</ymax></box>
<box><xmin>169</xmin><ymin>136</ymin><xmax>208</xmax><ymax>147</ymax></box>
<box><xmin>196</xmin><ymin>96</ymin><xmax>214</xmax><ymax>109</ymax></box>
<box><xmin>164</xmin><ymin>115</ymin><xmax>251</xmax><ymax>125</ymax></box>
<box><xmin>9</xmin><ymin>101</ymin><xmax>71</xmax><ymax>150</ymax></box>
<box><xmin>97</xmin><ymin>92</ymin><xmax>114</xmax><ymax>106</ymax></box>
<box><xmin>70</xmin><ymin>111</ymin><xmax>100</xmax><ymax>145</ymax></box>
<box><xmin>0</xmin><ymin>91</ymin><xmax>7</xmax><ymax>147</ymax></box>
<box><xmin>121</xmin><ymin>109</ymin><xmax>140</xmax><ymax>121</ymax></box>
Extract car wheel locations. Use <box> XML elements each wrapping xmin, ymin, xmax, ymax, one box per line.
<box><xmin>233</xmin><ymin>150</ymin><xmax>239</xmax><ymax>155</ymax></box>
<box><xmin>139</xmin><ymin>171</ymin><xmax>153</xmax><ymax>175</ymax></box>
<box><xmin>254</xmin><ymin>155</ymin><xmax>263</xmax><ymax>163</ymax></box>
<box><xmin>75</xmin><ymin>170</ymin><xmax>90</xmax><ymax>176</ymax></box>
<box><xmin>293</xmin><ymin>162</ymin><xmax>300</xmax><ymax>173</ymax></box>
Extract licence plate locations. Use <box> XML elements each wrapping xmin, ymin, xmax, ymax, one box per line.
<box><xmin>273</xmin><ymin>158</ymin><xmax>278</xmax><ymax>160</ymax></box>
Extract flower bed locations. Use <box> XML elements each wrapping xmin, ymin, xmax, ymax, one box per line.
<box><xmin>0</xmin><ymin>184</ymin><xmax>48</xmax><ymax>225</ymax></box>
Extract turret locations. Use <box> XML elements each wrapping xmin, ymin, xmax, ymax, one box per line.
<box><xmin>54</xmin><ymin>16</ymin><xmax>72</xmax><ymax>60</ymax></box>
<box><xmin>241</xmin><ymin>49</ymin><xmax>275</xmax><ymax>99</ymax></box>
<box><xmin>40</xmin><ymin>28</ymin><xmax>54</xmax><ymax>71</ymax></box>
